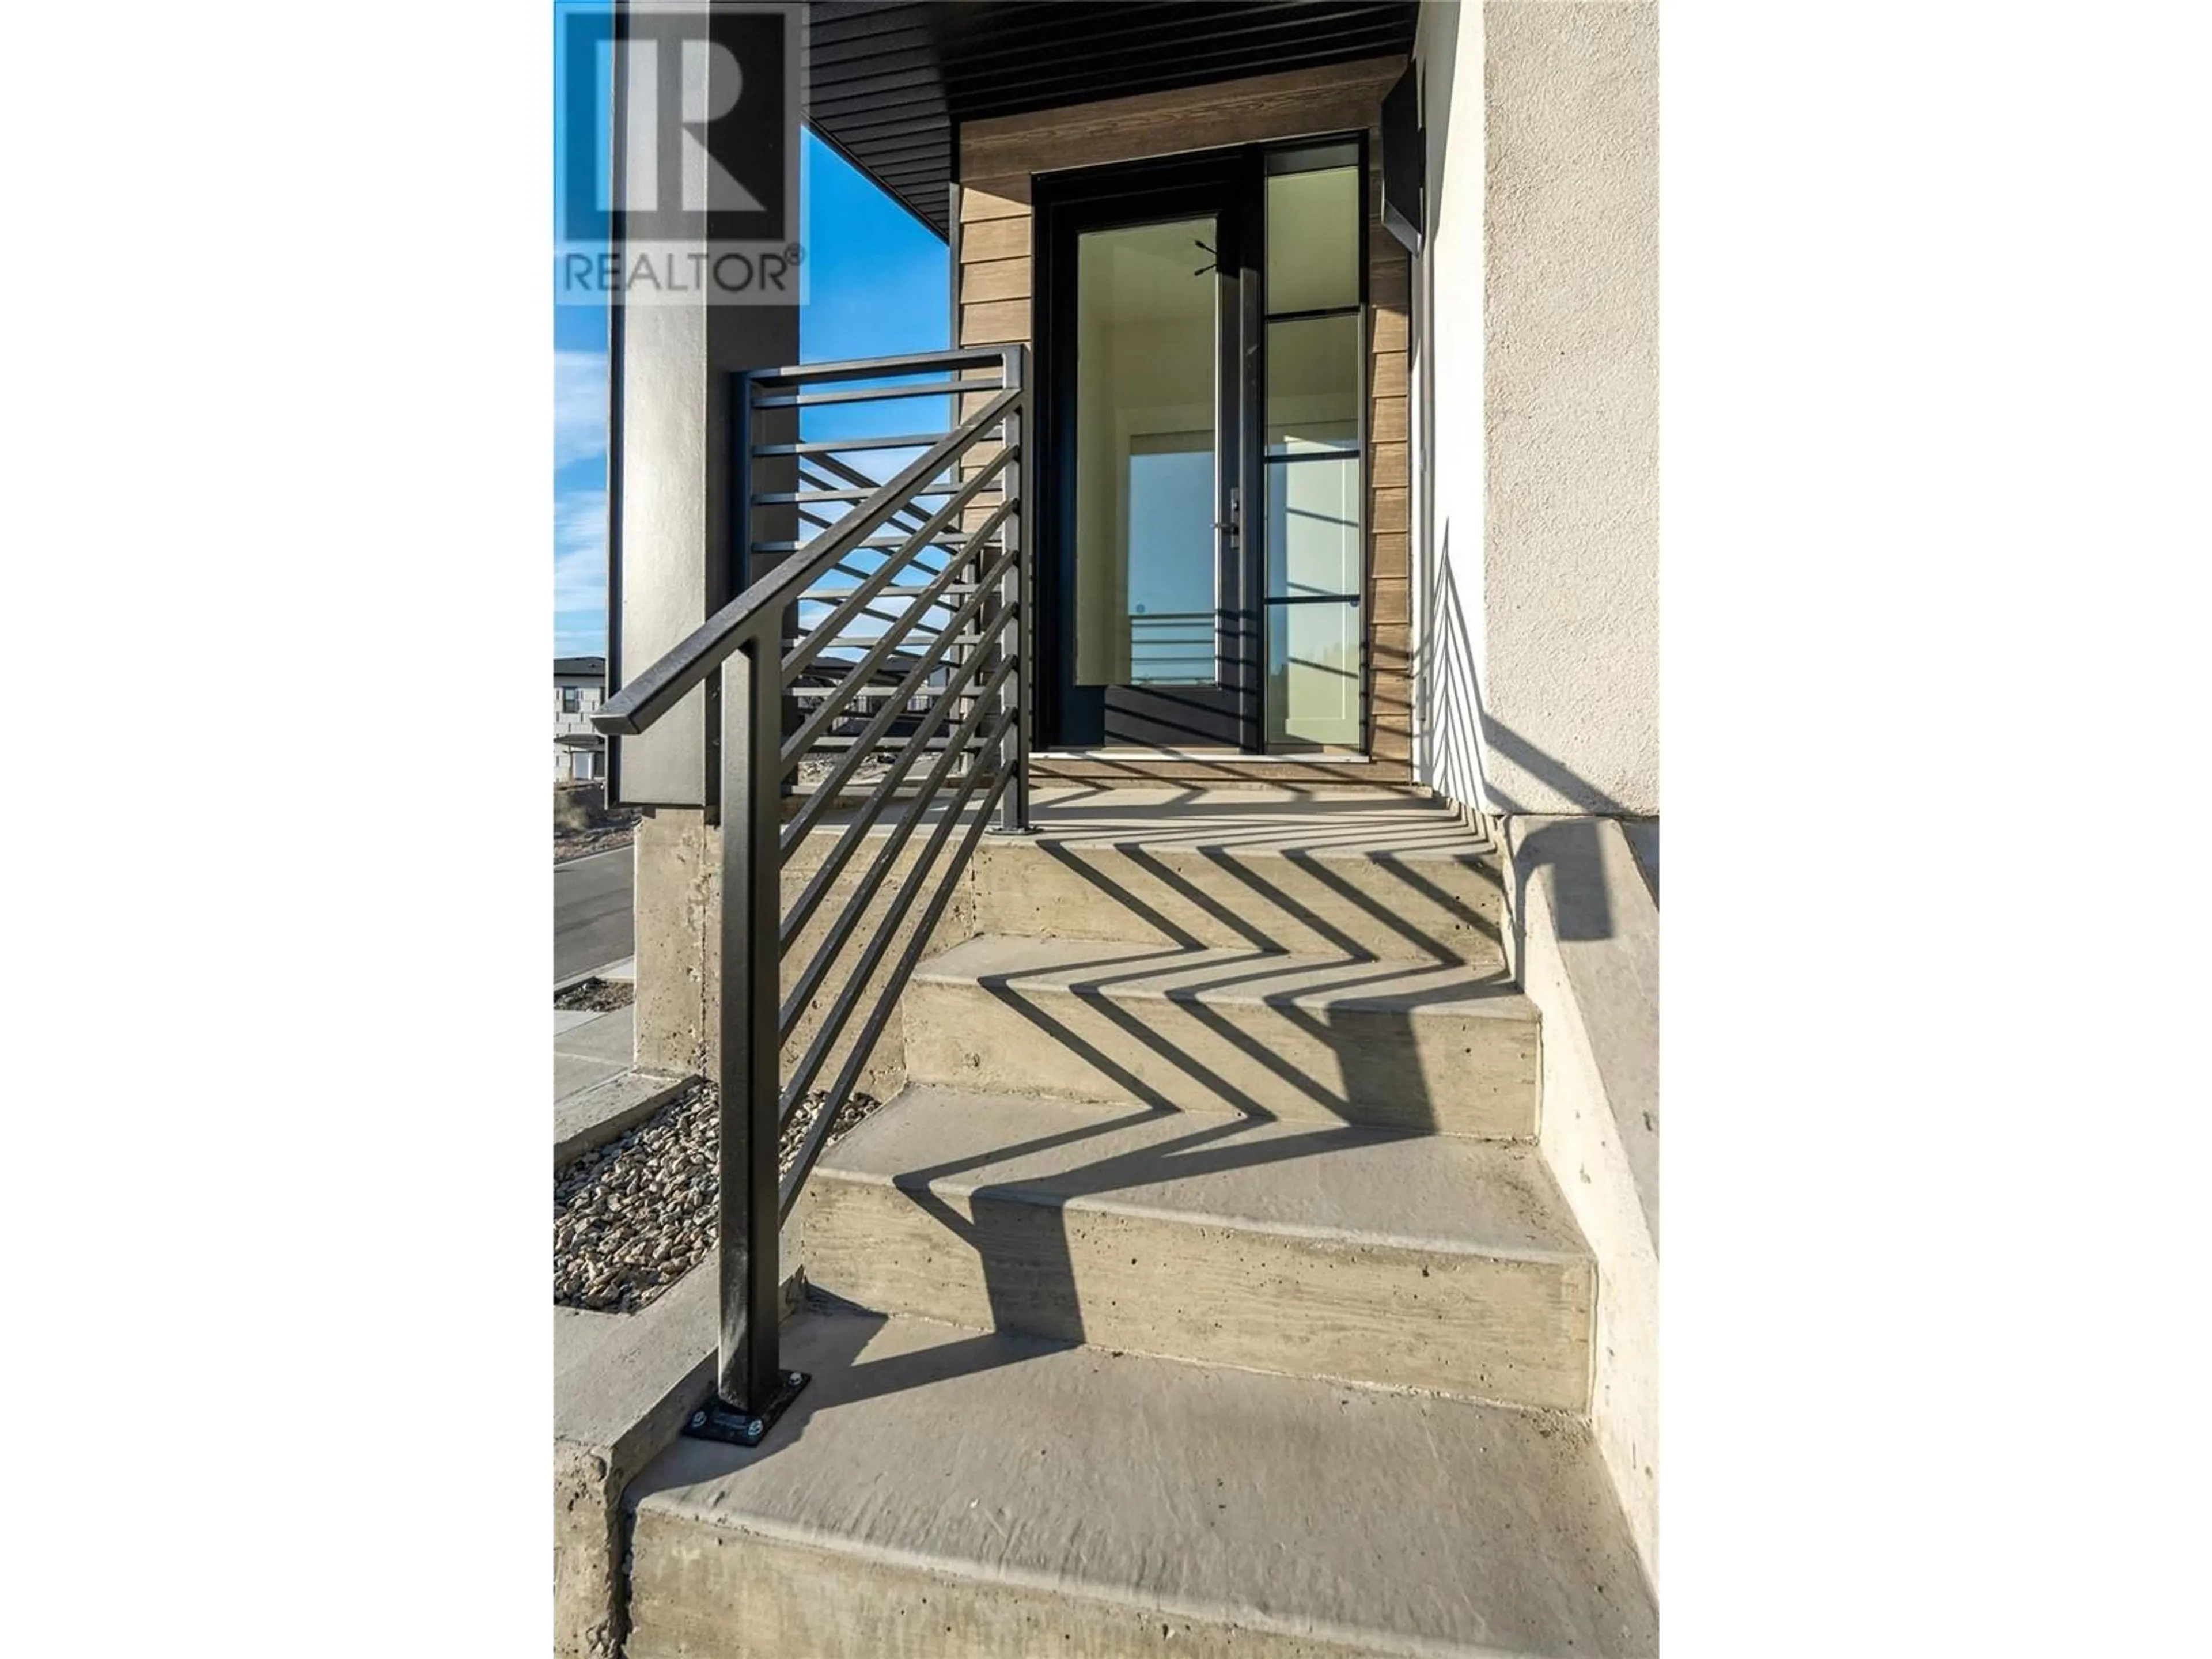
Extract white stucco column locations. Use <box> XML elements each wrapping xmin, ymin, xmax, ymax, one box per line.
<box><xmin>1414</xmin><ymin>0</ymin><xmax>1658</xmax><ymax>819</ymax></box>
<box><xmin>605</xmin><ymin>2</ymin><xmax>801</xmax><ymax>1071</ymax></box>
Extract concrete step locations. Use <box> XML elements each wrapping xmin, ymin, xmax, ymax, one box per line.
<box><xmin>903</xmin><ymin>934</ymin><xmax>1541</xmax><ymax>1138</ymax></box>
<box><xmin>793</xmin><ymin>1086</ymin><xmax>1594</xmax><ymax>1410</ymax></box>
<box><xmin>624</xmin><ymin>1302</ymin><xmax>1654</xmax><ymax>1659</ymax></box>
<box><xmin>1032</xmin><ymin>755</ymin><xmax>1426</xmax><ymax>791</ymax></box>
<box><xmin>978</xmin><ymin>786</ymin><xmax>1506</xmax><ymax>964</ymax></box>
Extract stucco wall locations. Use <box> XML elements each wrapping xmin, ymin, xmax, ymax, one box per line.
<box><xmin>1417</xmin><ymin>1</ymin><xmax>1657</xmax><ymax>817</ymax></box>
<box><xmin>1484</xmin><ymin>0</ymin><xmax>1658</xmax><ymax>814</ymax></box>
<box><xmin>1416</xmin><ymin>0</ymin><xmax>1660</xmax><ymax>1588</ymax></box>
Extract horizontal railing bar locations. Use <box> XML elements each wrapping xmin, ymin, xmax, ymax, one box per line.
<box><xmin>752</xmin><ymin>533</ymin><xmax>968</xmax><ymax>556</ymax></box>
<box><xmin>812</xmin><ymin>550</ymin><xmax>952</xmax><ymax>596</ymax></box>
<box><xmin>789</xmin><ymin>691</ymin><xmax>952</xmax><ymax>706</ymax></box>
<box><xmin>776</xmin><ymin>707</ymin><xmax>1014</xmax><ymax>1134</ymax></box>
<box><xmin>778</xmin><ymin>627</ymin><xmax>1012</xmax><ymax>961</ymax></box>
<box><xmin>753</xmin><ymin>378</ymin><xmax>983</xmax><ymax>410</ymax></box>
<box><xmin>779</xmin><ymin>751</ymin><xmax>1014</xmax><ymax>1223</ymax></box>
<box><xmin>779</xmin><ymin>533</ymin><xmax>1016</xmax><ymax>777</ymax></box>
<box><xmin>800</xmin><ymin>605</ymin><xmax>937</xmax><ymax>646</ymax></box>
<box><xmin>777</xmin><ymin>656</ymin><xmax>1017</xmax><ymax>1034</ymax></box>
<box><xmin>796</xmin><ymin>467</ymin><xmax>968</xmax><ymax>555</ymax></box>
<box><xmin>759</xmin><ymin>483</ymin><xmax>997</xmax><ymax>506</ymax></box>
<box><xmin>758</xmin><ymin>432</ymin><xmax>993</xmax><ymax>457</ymax></box>
<box><xmin>799</xmin><ymin>597</ymin><xmax>934</xmax><ymax>640</ymax></box>
<box><xmin>798</xmin><ymin>455</ymin><xmax>963</xmax><ymax>521</ymax></box>
<box><xmin>781</xmin><ymin>450</ymin><xmax>1013</xmax><ymax>688</ymax></box>
<box><xmin>592</xmin><ymin>385</ymin><xmax>1019</xmax><ymax>737</ymax></box>
<box><xmin>805</xmin><ymin>582</ymin><xmax>976</xmax><ymax>603</ymax></box>
<box><xmin>745</xmin><ymin>347</ymin><xmax>1009</xmax><ymax>389</ymax></box>
<box><xmin>797</xmin><ymin>631</ymin><xmax>976</xmax><ymax>655</ymax></box>
<box><xmin>777</xmin><ymin>551</ymin><xmax>1014</xmax><ymax>850</ymax></box>
<box><xmin>803</xmin><ymin>571</ymin><xmax>964</xmax><ymax>595</ymax></box>
<box><xmin>808</xmin><ymin>734</ymin><xmax>970</xmax><ymax>753</ymax></box>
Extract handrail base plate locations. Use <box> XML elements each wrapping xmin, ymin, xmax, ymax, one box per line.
<box><xmin>680</xmin><ymin>1372</ymin><xmax>811</xmax><ymax>1448</ymax></box>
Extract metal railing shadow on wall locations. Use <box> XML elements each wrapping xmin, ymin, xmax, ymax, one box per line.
<box><xmin>592</xmin><ymin>344</ymin><xmax>1028</xmax><ymax>1444</ymax></box>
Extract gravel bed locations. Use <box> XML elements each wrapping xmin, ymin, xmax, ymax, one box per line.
<box><xmin>554</xmin><ymin>1081</ymin><xmax>881</xmax><ymax>1314</ymax></box>
<box><xmin>554</xmin><ymin>976</ymin><xmax>635</xmax><ymax>1012</ymax></box>
<box><xmin>796</xmin><ymin>753</ymin><xmax>892</xmax><ymax>789</ymax></box>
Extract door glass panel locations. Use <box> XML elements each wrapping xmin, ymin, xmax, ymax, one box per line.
<box><xmin>1266</xmin><ymin>603</ymin><xmax>1361</xmax><ymax>747</ymax></box>
<box><xmin>1261</xmin><ymin>143</ymin><xmax>1365</xmax><ymax>751</ymax></box>
<box><xmin>1266</xmin><ymin>457</ymin><xmax>1361</xmax><ymax>597</ymax></box>
<box><xmin>1074</xmin><ymin>217</ymin><xmax>1219</xmax><ymax>687</ymax></box>
<box><xmin>1266</xmin><ymin>314</ymin><xmax>1361</xmax><ymax>454</ymax></box>
<box><xmin>1265</xmin><ymin>162</ymin><xmax>1359</xmax><ymax>314</ymax></box>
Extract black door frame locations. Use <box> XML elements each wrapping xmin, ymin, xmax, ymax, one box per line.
<box><xmin>1033</xmin><ymin>150</ymin><xmax>1264</xmax><ymax>751</ymax></box>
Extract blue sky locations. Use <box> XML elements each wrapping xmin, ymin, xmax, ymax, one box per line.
<box><xmin>553</xmin><ymin>131</ymin><xmax>950</xmax><ymax>656</ymax></box>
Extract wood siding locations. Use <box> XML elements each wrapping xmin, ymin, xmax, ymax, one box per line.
<box><xmin>955</xmin><ymin>56</ymin><xmax>1414</xmax><ymax>780</ymax></box>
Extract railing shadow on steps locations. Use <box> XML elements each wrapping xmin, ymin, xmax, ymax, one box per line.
<box><xmin>592</xmin><ymin>344</ymin><xmax>1029</xmax><ymax>1445</ymax></box>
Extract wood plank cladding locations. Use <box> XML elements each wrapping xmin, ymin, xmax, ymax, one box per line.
<box><xmin>957</xmin><ymin>55</ymin><xmax>1414</xmax><ymax>779</ymax></box>
<box><xmin>959</xmin><ymin>257</ymin><xmax>1031</xmax><ymax>305</ymax></box>
<box><xmin>958</xmin><ymin>297</ymin><xmax>1029</xmax><ymax>347</ymax></box>
<box><xmin>959</xmin><ymin>56</ymin><xmax>1408</xmax><ymax>181</ymax></box>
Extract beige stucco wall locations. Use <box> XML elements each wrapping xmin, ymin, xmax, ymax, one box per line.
<box><xmin>1416</xmin><ymin>0</ymin><xmax>1661</xmax><ymax>1588</ymax></box>
<box><xmin>1417</xmin><ymin>1</ymin><xmax>1657</xmax><ymax>817</ymax></box>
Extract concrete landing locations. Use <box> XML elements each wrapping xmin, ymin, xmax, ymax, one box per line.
<box><xmin>797</xmin><ymin>785</ymin><xmax>1493</xmax><ymax>858</ymax></box>
<box><xmin>1022</xmin><ymin>784</ymin><xmax>1496</xmax><ymax>855</ymax></box>
<box><xmin>794</xmin><ymin>1086</ymin><xmax>1595</xmax><ymax>1408</ymax></box>
<box><xmin>624</xmin><ymin>1302</ymin><xmax>1655</xmax><ymax>1659</ymax></box>
<box><xmin>905</xmin><ymin>934</ymin><xmax>1539</xmax><ymax>1136</ymax></box>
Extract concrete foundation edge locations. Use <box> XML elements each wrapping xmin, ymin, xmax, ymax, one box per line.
<box><xmin>554</xmin><ymin>1263</ymin><xmax>808</xmax><ymax>1657</ymax></box>
<box><xmin>626</xmin><ymin>1509</ymin><xmax>1532</xmax><ymax>1659</ymax></box>
<box><xmin>554</xmin><ymin>1070</ymin><xmax>697</xmax><ymax>1168</ymax></box>
<box><xmin>1500</xmin><ymin>813</ymin><xmax>1658</xmax><ymax>1587</ymax></box>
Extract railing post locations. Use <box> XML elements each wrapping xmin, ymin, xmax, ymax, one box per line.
<box><xmin>998</xmin><ymin>343</ymin><xmax>1030</xmax><ymax>834</ymax></box>
<box><xmin>687</xmin><ymin>642</ymin><xmax>808</xmax><ymax>1447</ymax></box>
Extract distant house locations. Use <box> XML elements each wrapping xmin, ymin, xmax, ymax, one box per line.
<box><xmin>555</xmin><ymin>656</ymin><xmax>606</xmax><ymax>781</ymax></box>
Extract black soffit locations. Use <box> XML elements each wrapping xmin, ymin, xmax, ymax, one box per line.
<box><xmin>806</xmin><ymin>1</ymin><xmax>1418</xmax><ymax>237</ymax></box>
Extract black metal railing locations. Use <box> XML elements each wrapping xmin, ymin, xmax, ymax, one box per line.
<box><xmin>592</xmin><ymin>345</ymin><xmax>1027</xmax><ymax>1444</ymax></box>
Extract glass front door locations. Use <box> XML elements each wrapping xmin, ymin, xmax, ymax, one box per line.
<box><xmin>1074</xmin><ymin>215</ymin><xmax>1226</xmax><ymax>696</ymax></box>
<box><xmin>1040</xmin><ymin>143</ymin><xmax>1368</xmax><ymax>752</ymax></box>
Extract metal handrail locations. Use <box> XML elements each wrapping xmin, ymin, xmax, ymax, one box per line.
<box><xmin>594</xmin><ymin>378</ymin><xmax>1018</xmax><ymax>738</ymax></box>
<box><xmin>590</xmin><ymin>344</ymin><xmax>1028</xmax><ymax>1445</ymax></box>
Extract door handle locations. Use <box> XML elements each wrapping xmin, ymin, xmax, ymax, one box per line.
<box><xmin>1215</xmin><ymin>487</ymin><xmax>1241</xmax><ymax>542</ymax></box>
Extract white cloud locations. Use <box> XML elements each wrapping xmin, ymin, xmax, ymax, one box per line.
<box><xmin>553</xmin><ymin>487</ymin><xmax>608</xmax><ymax>653</ymax></box>
<box><xmin>555</xmin><ymin>350</ymin><xmax>608</xmax><ymax>469</ymax></box>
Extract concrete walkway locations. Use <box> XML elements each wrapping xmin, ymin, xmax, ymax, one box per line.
<box><xmin>555</xmin><ymin>1004</ymin><xmax>634</xmax><ymax>1101</ymax></box>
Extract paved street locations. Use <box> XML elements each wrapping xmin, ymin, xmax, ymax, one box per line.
<box><xmin>555</xmin><ymin>844</ymin><xmax>635</xmax><ymax>982</ymax></box>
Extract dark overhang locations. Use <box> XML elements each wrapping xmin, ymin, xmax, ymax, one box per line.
<box><xmin>807</xmin><ymin>2</ymin><xmax>1418</xmax><ymax>237</ymax></box>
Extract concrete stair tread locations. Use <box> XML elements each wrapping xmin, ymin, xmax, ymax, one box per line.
<box><xmin>819</xmin><ymin>1085</ymin><xmax>1588</xmax><ymax>1263</ymax></box>
<box><xmin>1020</xmin><ymin>784</ymin><xmax>1500</xmax><ymax>858</ymax></box>
<box><xmin>807</xmin><ymin>784</ymin><xmax>1495</xmax><ymax>853</ymax></box>
<box><xmin>626</xmin><ymin>1302</ymin><xmax>1656</xmax><ymax>1659</ymax></box>
<box><xmin>915</xmin><ymin>933</ymin><xmax>1529</xmax><ymax>1013</ymax></box>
